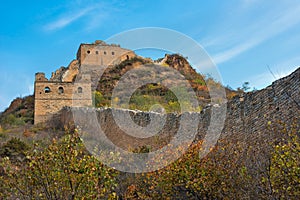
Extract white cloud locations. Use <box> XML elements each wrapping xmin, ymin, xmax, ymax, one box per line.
<box><xmin>247</xmin><ymin>58</ymin><xmax>300</xmax><ymax>89</ymax></box>
<box><xmin>207</xmin><ymin>4</ymin><xmax>300</xmax><ymax>64</ymax></box>
<box><xmin>212</xmin><ymin>38</ymin><xmax>259</xmax><ymax>64</ymax></box>
<box><xmin>44</xmin><ymin>5</ymin><xmax>100</xmax><ymax>31</ymax></box>
<box><xmin>84</xmin><ymin>12</ymin><xmax>107</xmax><ymax>32</ymax></box>
<box><xmin>248</xmin><ymin>71</ymin><xmax>275</xmax><ymax>89</ymax></box>
<box><xmin>248</xmin><ymin>67</ymin><xmax>298</xmax><ymax>89</ymax></box>
<box><xmin>272</xmin><ymin>56</ymin><xmax>300</xmax><ymax>79</ymax></box>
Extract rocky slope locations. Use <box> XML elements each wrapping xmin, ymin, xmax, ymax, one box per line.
<box><xmin>0</xmin><ymin>95</ymin><xmax>34</xmax><ymax>128</ymax></box>
<box><xmin>96</xmin><ymin>54</ymin><xmax>236</xmax><ymax>110</ymax></box>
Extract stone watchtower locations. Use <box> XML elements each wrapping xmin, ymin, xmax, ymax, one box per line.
<box><xmin>77</xmin><ymin>40</ymin><xmax>136</xmax><ymax>66</ymax></box>
<box><xmin>34</xmin><ymin>73</ymin><xmax>92</xmax><ymax>124</ymax></box>
<box><xmin>76</xmin><ymin>40</ymin><xmax>136</xmax><ymax>90</ymax></box>
<box><xmin>34</xmin><ymin>40</ymin><xmax>136</xmax><ymax>124</ymax></box>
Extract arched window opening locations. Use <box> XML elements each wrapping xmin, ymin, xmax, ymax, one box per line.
<box><xmin>112</xmin><ymin>51</ymin><xmax>115</xmax><ymax>55</ymax></box>
<box><xmin>78</xmin><ymin>87</ymin><xmax>83</xmax><ymax>93</ymax></box>
<box><xmin>95</xmin><ymin>51</ymin><xmax>99</xmax><ymax>54</ymax></box>
<box><xmin>104</xmin><ymin>51</ymin><xmax>107</xmax><ymax>55</ymax></box>
<box><xmin>87</xmin><ymin>50</ymin><xmax>91</xmax><ymax>54</ymax></box>
<box><xmin>58</xmin><ymin>87</ymin><xmax>64</xmax><ymax>94</ymax></box>
<box><xmin>126</xmin><ymin>55</ymin><xmax>129</xmax><ymax>60</ymax></box>
<box><xmin>44</xmin><ymin>87</ymin><xmax>51</xmax><ymax>93</ymax></box>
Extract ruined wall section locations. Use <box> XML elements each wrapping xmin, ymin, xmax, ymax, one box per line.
<box><xmin>50</xmin><ymin>60</ymin><xmax>79</xmax><ymax>82</ymax></box>
<box><xmin>62</xmin><ymin>60</ymin><xmax>79</xmax><ymax>82</ymax></box>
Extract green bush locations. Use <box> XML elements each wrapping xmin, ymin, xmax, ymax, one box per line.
<box><xmin>92</xmin><ymin>91</ymin><xmax>106</xmax><ymax>107</ymax></box>
<box><xmin>0</xmin><ymin>133</ymin><xmax>5</xmax><ymax>138</ymax></box>
<box><xmin>269</xmin><ymin>123</ymin><xmax>300</xmax><ymax>199</ymax></box>
<box><xmin>0</xmin><ymin>133</ymin><xmax>119</xmax><ymax>199</ymax></box>
<box><xmin>1</xmin><ymin>114</ymin><xmax>26</xmax><ymax>126</ymax></box>
<box><xmin>194</xmin><ymin>78</ymin><xmax>205</xmax><ymax>86</ymax></box>
<box><xmin>0</xmin><ymin>137</ymin><xmax>29</xmax><ymax>158</ymax></box>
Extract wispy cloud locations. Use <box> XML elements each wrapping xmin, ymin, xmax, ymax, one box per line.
<box><xmin>84</xmin><ymin>12</ymin><xmax>108</xmax><ymax>32</ymax></box>
<box><xmin>248</xmin><ymin>57</ymin><xmax>300</xmax><ymax>89</ymax></box>
<box><xmin>43</xmin><ymin>4</ymin><xmax>103</xmax><ymax>31</ymax></box>
<box><xmin>212</xmin><ymin>38</ymin><xmax>258</xmax><ymax>64</ymax></box>
<box><xmin>248</xmin><ymin>72</ymin><xmax>275</xmax><ymax>89</ymax></box>
<box><xmin>272</xmin><ymin>56</ymin><xmax>300</xmax><ymax>79</ymax></box>
<box><xmin>207</xmin><ymin>4</ymin><xmax>300</xmax><ymax>64</ymax></box>
<box><xmin>248</xmin><ymin>67</ymin><xmax>298</xmax><ymax>89</ymax></box>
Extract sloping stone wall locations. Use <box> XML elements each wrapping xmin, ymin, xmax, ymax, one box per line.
<box><xmin>60</xmin><ymin>68</ymin><xmax>299</xmax><ymax>150</ymax></box>
<box><xmin>223</xmin><ymin>67</ymin><xmax>299</xmax><ymax>139</ymax></box>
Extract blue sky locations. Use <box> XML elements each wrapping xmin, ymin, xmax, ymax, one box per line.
<box><xmin>1</xmin><ymin>0</ymin><xmax>300</xmax><ymax>111</ymax></box>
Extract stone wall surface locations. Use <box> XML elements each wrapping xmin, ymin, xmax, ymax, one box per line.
<box><xmin>223</xmin><ymin>67</ymin><xmax>299</xmax><ymax>139</ymax></box>
<box><xmin>60</xmin><ymin>68</ymin><xmax>299</xmax><ymax>150</ymax></box>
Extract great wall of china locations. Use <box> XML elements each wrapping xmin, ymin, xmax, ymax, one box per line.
<box><xmin>59</xmin><ymin>67</ymin><xmax>299</xmax><ymax>148</ymax></box>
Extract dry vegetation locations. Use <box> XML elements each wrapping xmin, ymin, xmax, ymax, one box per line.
<box><xmin>0</xmin><ymin>120</ymin><xmax>298</xmax><ymax>199</ymax></box>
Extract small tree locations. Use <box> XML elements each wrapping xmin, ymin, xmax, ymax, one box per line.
<box><xmin>93</xmin><ymin>91</ymin><xmax>106</xmax><ymax>107</ymax></box>
<box><xmin>132</xmin><ymin>140</ymin><xmax>252</xmax><ymax>199</ymax></box>
<box><xmin>242</xmin><ymin>82</ymin><xmax>250</xmax><ymax>92</ymax></box>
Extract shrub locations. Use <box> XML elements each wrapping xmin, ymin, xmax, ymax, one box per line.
<box><xmin>0</xmin><ymin>133</ymin><xmax>5</xmax><ymax>138</ymax></box>
<box><xmin>269</xmin><ymin>122</ymin><xmax>300</xmax><ymax>199</ymax></box>
<box><xmin>129</xmin><ymin>140</ymin><xmax>252</xmax><ymax>199</ymax></box>
<box><xmin>92</xmin><ymin>91</ymin><xmax>106</xmax><ymax>107</ymax></box>
<box><xmin>193</xmin><ymin>78</ymin><xmax>205</xmax><ymax>86</ymax></box>
<box><xmin>1</xmin><ymin>114</ymin><xmax>26</xmax><ymax>127</ymax></box>
<box><xmin>0</xmin><ymin>133</ymin><xmax>119</xmax><ymax>199</ymax></box>
<box><xmin>0</xmin><ymin>137</ymin><xmax>29</xmax><ymax>159</ymax></box>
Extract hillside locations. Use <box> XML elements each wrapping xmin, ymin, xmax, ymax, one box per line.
<box><xmin>0</xmin><ymin>66</ymin><xmax>299</xmax><ymax>199</ymax></box>
<box><xmin>0</xmin><ymin>95</ymin><xmax>34</xmax><ymax>128</ymax></box>
<box><xmin>96</xmin><ymin>54</ymin><xmax>236</xmax><ymax>111</ymax></box>
<box><xmin>0</xmin><ymin>53</ymin><xmax>237</xmax><ymax>127</ymax></box>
